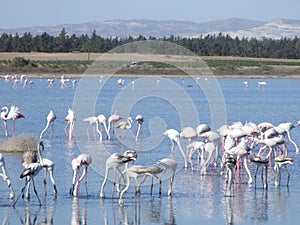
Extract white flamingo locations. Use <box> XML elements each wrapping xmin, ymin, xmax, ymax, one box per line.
<box><xmin>40</xmin><ymin>110</ymin><xmax>56</xmax><ymax>139</ymax></box>
<box><xmin>276</xmin><ymin>122</ymin><xmax>299</xmax><ymax>153</ymax></box>
<box><xmin>116</xmin><ymin>117</ymin><xmax>133</xmax><ymax>140</ymax></box>
<box><xmin>250</xmin><ymin>155</ymin><xmax>269</xmax><ymax>189</ymax></box>
<box><xmin>119</xmin><ymin>158</ymin><xmax>178</xmax><ymax>205</ymax></box>
<box><xmin>70</xmin><ymin>154</ymin><xmax>92</xmax><ymax>197</ymax></box>
<box><xmin>100</xmin><ymin>150</ymin><xmax>137</xmax><ymax>198</ymax></box>
<box><xmin>163</xmin><ymin>129</ymin><xmax>187</xmax><ymax>168</ymax></box>
<box><xmin>83</xmin><ymin>116</ymin><xmax>99</xmax><ymax>140</ymax></box>
<box><xmin>0</xmin><ymin>153</ymin><xmax>15</xmax><ymax>199</ymax></box>
<box><xmin>135</xmin><ymin>114</ymin><xmax>144</xmax><ymax>141</ymax></box>
<box><xmin>107</xmin><ymin>114</ymin><xmax>124</xmax><ymax>140</ymax></box>
<box><xmin>64</xmin><ymin>108</ymin><xmax>75</xmax><ymax>140</ymax></box>
<box><xmin>13</xmin><ymin>141</ymin><xmax>45</xmax><ymax>206</ymax></box>
<box><xmin>274</xmin><ymin>155</ymin><xmax>293</xmax><ymax>186</ymax></box>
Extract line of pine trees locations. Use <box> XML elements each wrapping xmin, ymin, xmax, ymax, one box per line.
<box><xmin>0</xmin><ymin>29</ymin><xmax>299</xmax><ymax>59</ymax></box>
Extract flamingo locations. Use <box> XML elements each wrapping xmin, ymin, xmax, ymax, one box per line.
<box><xmin>107</xmin><ymin>114</ymin><xmax>124</xmax><ymax>140</ymax></box>
<box><xmin>117</xmin><ymin>79</ymin><xmax>125</xmax><ymax>88</ymax></box>
<box><xmin>156</xmin><ymin>158</ymin><xmax>178</xmax><ymax>196</ymax></box>
<box><xmin>100</xmin><ymin>150</ymin><xmax>137</xmax><ymax>198</ymax></box>
<box><xmin>0</xmin><ymin>153</ymin><xmax>15</xmax><ymax>199</ymax></box>
<box><xmin>164</xmin><ymin>129</ymin><xmax>187</xmax><ymax>168</ymax></box>
<box><xmin>222</xmin><ymin>138</ymin><xmax>253</xmax><ymax>185</ymax></box>
<box><xmin>41</xmin><ymin>158</ymin><xmax>57</xmax><ymax>196</ymax></box>
<box><xmin>224</xmin><ymin>155</ymin><xmax>236</xmax><ymax>197</ymax></box>
<box><xmin>116</xmin><ymin>117</ymin><xmax>133</xmax><ymax>140</ymax></box>
<box><xmin>1</xmin><ymin>105</ymin><xmax>25</xmax><ymax>137</ymax></box>
<box><xmin>187</xmin><ymin>141</ymin><xmax>205</xmax><ymax>170</ymax></box>
<box><xmin>133</xmin><ymin>158</ymin><xmax>178</xmax><ymax>196</ymax></box>
<box><xmin>123</xmin><ymin>165</ymin><xmax>164</xmax><ymax>195</ymax></box>
<box><xmin>70</xmin><ymin>154</ymin><xmax>92</xmax><ymax>197</ymax></box>
<box><xmin>250</xmin><ymin>155</ymin><xmax>269</xmax><ymax>189</ymax></box>
<box><xmin>199</xmin><ymin>131</ymin><xmax>221</xmax><ymax>172</ymax></box>
<box><xmin>97</xmin><ymin>114</ymin><xmax>109</xmax><ymax>141</ymax></box>
<box><xmin>119</xmin><ymin>158</ymin><xmax>178</xmax><ymax>205</ymax></box>
<box><xmin>258</xmin><ymin>122</ymin><xmax>274</xmax><ymax>133</ymax></box>
<box><xmin>180</xmin><ymin>126</ymin><xmax>197</xmax><ymax>144</ymax></box>
<box><xmin>276</xmin><ymin>122</ymin><xmax>299</xmax><ymax>153</ymax></box>
<box><xmin>40</xmin><ymin>110</ymin><xmax>56</xmax><ymax>139</ymax></box>
<box><xmin>135</xmin><ymin>114</ymin><xmax>144</xmax><ymax>141</ymax></box>
<box><xmin>47</xmin><ymin>78</ymin><xmax>54</xmax><ymax>87</ymax></box>
<box><xmin>60</xmin><ymin>75</ymin><xmax>70</xmax><ymax>88</ymax></box>
<box><xmin>64</xmin><ymin>108</ymin><xmax>75</xmax><ymax>140</ymax></box>
<box><xmin>274</xmin><ymin>155</ymin><xmax>293</xmax><ymax>186</ymax></box>
<box><xmin>83</xmin><ymin>116</ymin><xmax>99</xmax><ymax>140</ymax></box>
<box><xmin>21</xmin><ymin>143</ymin><xmax>57</xmax><ymax>199</ymax></box>
<box><xmin>196</xmin><ymin>124</ymin><xmax>211</xmax><ymax>138</ymax></box>
<box><xmin>13</xmin><ymin>141</ymin><xmax>45</xmax><ymax>206</ymax></box>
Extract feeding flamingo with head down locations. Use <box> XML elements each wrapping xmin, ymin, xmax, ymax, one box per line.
<box><xmin>40</xmin><ymin>110</ymin><xmax>56</xmax><ymax>139</ymax></box>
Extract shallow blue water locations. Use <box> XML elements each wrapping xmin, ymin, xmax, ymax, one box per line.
<box><xmin>0</xmin><ymin>76</ymin><xmax>300</xmax><ymax>225</ymax></box>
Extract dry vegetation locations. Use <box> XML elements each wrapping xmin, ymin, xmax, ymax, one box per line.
<box><xmin>0</xmin><ymin>133</ymin><xmax>38</xmax><ymax>153</ymax></box>
<box><xmin>1</xmin><ymin>52</ymin><xmax>300</xmax><ymax>78</ymax></box>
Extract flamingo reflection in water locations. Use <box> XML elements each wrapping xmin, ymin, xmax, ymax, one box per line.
<box><xmin>71</xmin><ymin>197</ymin><xmax>87</xmax><ymax>225</ymax></box>
<box><xmin>100</xmin><ymin>193</ymin><xmax>176</xmax><ymax>225</ymax></box>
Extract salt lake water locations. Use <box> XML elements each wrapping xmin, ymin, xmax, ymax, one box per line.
<box><xmin>1</xmin><ymin>76</ymin><xmax>300</xmax><ymax>225</ymax></box>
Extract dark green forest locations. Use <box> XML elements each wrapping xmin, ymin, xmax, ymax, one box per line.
<box><xmin>1</xmin><ymin>28</ymin><xmax>300</xmax><ymax>59</ymax></box>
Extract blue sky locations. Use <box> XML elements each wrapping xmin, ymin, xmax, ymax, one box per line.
<box><xmin>1</xmin><ymin>0</ymin><xmax>299</xmax><ymax>28</ymax></box>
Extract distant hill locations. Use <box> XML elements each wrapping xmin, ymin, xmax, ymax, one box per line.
<box><xmin>0</xmin><ymin>18</ymin><xmax>300</xmax><ymax>39</ymax></box>
<box><xmin>206</xmin><ymin>19</ymin><xmax>300</xmax><ymax>39</ymax></box>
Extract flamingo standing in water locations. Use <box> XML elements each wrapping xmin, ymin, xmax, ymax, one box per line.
<box><xmin>163</xmin><ymin>129</ymin><xmax>187</xmax><ymax>168</ymax></box>
<box><xmin>1</xmin><ymin>105</ymin><xmax>25</xmax><ymax>137</ymax></box>
<box><xmin>107</xmin><ymin>114</ymin><xmax>124</xmax><ymax>140</ymax></box>
<box><xmin>97</xmin><ymin>114</ymin><xmax>109</xmax><ymax>141</ymax></box>
<box><xmin>135</xmin><ymin>115</ymin><xmax>144</xmax><ymax>141</ymax></box>
<box><xmin>119</xmin><ymin>158</ymin><xmax>178</xmax><ymax>205</ymax></box>
<box><xmin>70</xmin><ymin>154</ymin><xmax>92</xmax><ymax>197</ymax></box>
<box><xmin>13</xmin><ymin>141</ymin><xmax>45</xmax><ymax>206</ymax></box>
<box><xmin>274</xmin><ymin>155</ymin><xmax>294</xmax><ymax>186</ymax></box>
<box><xmin>0</xmin><ymin>153</ymin><xmax>15</xmax><ymax>199</ymax></box>
<box><xmin>21</xmin><ymin>142</ymin><xmax>57</xmax><ymax>199</ymax></box>
<box><xmin>64</xmin><ymin>108</ymin><xmax>75</xmax><ymax>140</ymax></box>
<box><xmin>276</xmin><ymin>122</ymin><xmax>299</xmax><ymax>153</ymax></box>
<box><xmin>100</xmin><ymin>150</ymin><xmax>137</xmax><ymax>198</ymax></box>
<box><xmin>40</xmin><ymin>110</ymin><xmax>56</xmax><ymax>139</ymax></box>
<box><xmin>83</xmin><ymin>116</ymin><xmax>99</xmax><ymax>140</ymax></box>
<box><xmin>116</xmin><ymin>117</ymin><xmax>133</xmax><ymax>140</ymax></box>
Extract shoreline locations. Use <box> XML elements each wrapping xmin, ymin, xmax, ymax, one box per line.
<box><xmin>4</xmin><ymin>72</ymin><xmax>300</xmax><ymax>79</ymax></box>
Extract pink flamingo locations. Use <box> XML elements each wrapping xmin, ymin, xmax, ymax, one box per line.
<box><xmin>1</xmin><ymin>105</ymin><xmax>25</xmax><ymax>137</ymax></box>
<box><xmin>40</xmin><ymin>110</ymin><xmax>56</xmax><ymax>139</ymax></box>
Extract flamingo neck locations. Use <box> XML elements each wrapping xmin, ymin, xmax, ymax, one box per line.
<box><xmin>37</xmin><ymin>143</ymin><xmax>44</xmax><ymax>166</ymax></box>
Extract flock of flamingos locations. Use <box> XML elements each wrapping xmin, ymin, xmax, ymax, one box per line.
<box><xmin>0</xmin><ymin>76</ymin><xmax>299</xmax><ymax>207</ymax></box>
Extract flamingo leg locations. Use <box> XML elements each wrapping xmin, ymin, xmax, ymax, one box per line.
<box><xmin>48</xmin><ymin>170</ymin><xmax>57</xmax><ymax>195</ymax></box>
<box><xmin>13</xmin><ymin>178</ymin><xmax>31</xmax><ymax>207</ymax></box>
<box><xmin>31</xmin><ymin>178</ymin><xmax>42</xmax><ymax>206</ymax></box>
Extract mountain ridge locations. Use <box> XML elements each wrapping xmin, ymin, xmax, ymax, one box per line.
<box><xmin>0</xmin><ymin>18</ymin><xmax>299</xmax><ymax>40</ymax></box>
